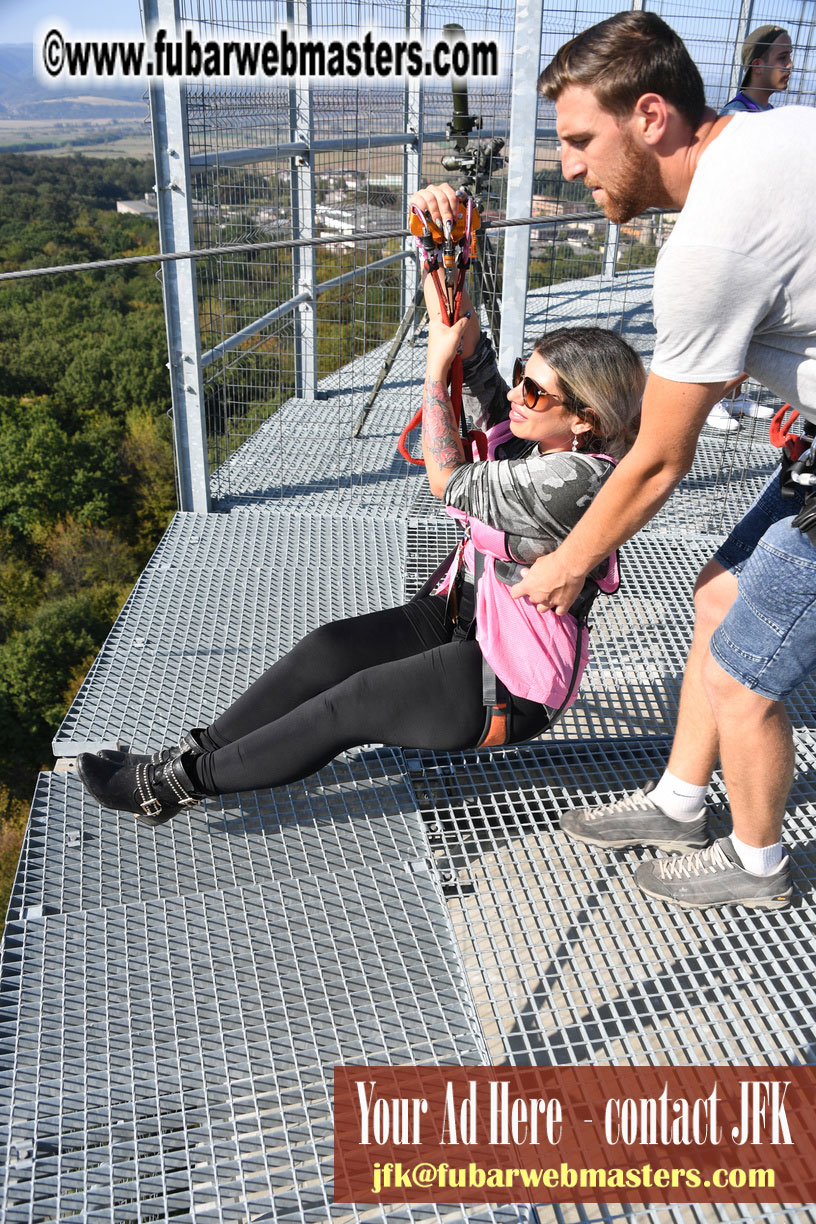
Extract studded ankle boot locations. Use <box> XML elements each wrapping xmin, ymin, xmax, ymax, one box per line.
<box><xmin>76</xmin><ymin>751</ymin><xmax>204</xmax><ymax>827</ymax></box>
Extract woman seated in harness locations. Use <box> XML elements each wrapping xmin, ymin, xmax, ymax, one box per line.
<box><xmin>75</xmin><ymin>257</ymin><xmax>644</xmax><ymax>826</ymax></box>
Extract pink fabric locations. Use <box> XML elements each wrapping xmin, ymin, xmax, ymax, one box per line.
<box><xmin>437</xmin><ymin>425</ymin><xmax>616</xmax><ymax>708</ymax></box>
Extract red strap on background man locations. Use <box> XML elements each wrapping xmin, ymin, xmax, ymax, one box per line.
<box><xmin>770</xmin><ymin>404</ymin><xmax>810</xmax><ymax>461</ymax></box>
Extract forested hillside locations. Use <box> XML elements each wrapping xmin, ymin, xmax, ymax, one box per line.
<box><xmin>0</xmin><ymin>154</ymin><xmax>175</xmax><ymax>918</ymax></box>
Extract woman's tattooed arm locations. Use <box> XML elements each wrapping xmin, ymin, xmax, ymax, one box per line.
<box><xmin>422</xmin><ymin>375</ymin><xmax>466</xmax><ymax>498</ymax></box>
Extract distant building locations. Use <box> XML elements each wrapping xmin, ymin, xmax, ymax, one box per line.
<box><xmin>532</xmin><ymin>195</ymin><xmax>561</xmax><ymax>217</ymax></box>
<box><xmin>191</xmin><ymin>200</ymin><xmax>219</xmax><ymax>220</ymax></box>
<box><xmin>532</xmin><ymin>194</ymin><xmax>590</xmax><ymax>218</ymax></box>
<box><xmin>115</xmin><ymin>192</ymin><xmax>218</xmax><ymax>222</ymax></box>
<box><xmin>620</xmin><ymin>218</ymin><xmax>656</xmax><ymax>244</ymax></box>
<box><xmin>531</xmin><ymin>217</ymin><xmax>603</xmax><ymax>244</ymax></box>
<box><xmin>316</xmin><ymin>203</ymin><xmax>401</xmax><ymax>247</ymax></box>
<box><xmin>315</xmin><ymin>170</ymin><xmax>364</xmax><ymax>191</ymax></box>
<box><xmin>116</xmin><ymin>192</ymin><xmax>159</xmax><ymax>220</ymax></box>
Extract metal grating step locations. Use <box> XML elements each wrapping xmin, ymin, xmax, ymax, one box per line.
<box><xmin>7</xmin><ymin>748</ymin><xmax>426</xmax><ymax>923</ymax></box>
<box><xmin>56</xmin><ymin>514</ymin><xmax>808</xmax><ymax>777</ymax></box>
<box><xmin>536</xmin><ymin>1204</ymin><xmax>808</xmax><ymax>1224</ymax></box>
<box><xmin>213</xmin><ymin>403</ymin><xmax>438</xmax><ymax>518</ymax></box>
<box><xmin>405</xmin><ymin>732</ymin><xmax>816</xmax><ymax>1070</ymax></box>
<box><xmin>0</xmin><ymin>866</ymin><xmax>495</xmax><ymax>1224</ymax></box>
<box><xmin>53</xmin><ymin>512</ymin><xmax>407</xmax><ymax>756</ymax></box>
<box><xmin>261</xmin><ymin>1206</ymin><xmax>535</xmax><ymax>1223</ymax></box>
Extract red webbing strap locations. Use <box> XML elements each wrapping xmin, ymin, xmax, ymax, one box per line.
<box><xmin>398</xmin><ymin>228</ymin><xmax>470</xmax><ymax>466</ymax></box>
<box><xmin>770</xmin><ymin>404</ymin><xmax>810</xmax><ymax>461</ymax></box>
<box><xmin>397</xmin><ymin>408</ymin><xmax>427</xmax><ymax>466</ymax></box>
<box><xmin>429</xmin><ymin>265</ymin><xmax>450</xmax><ymax>319</ymax></box>
<box><xmin>467</xmin><ymin>428</ymin><xmax>488</xmax><ymax>461</ymax></box>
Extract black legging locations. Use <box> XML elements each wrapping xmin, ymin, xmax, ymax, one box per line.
<box><xmin>189</xmin><ymin>595</ymin><xmax>552</xmax><ymax>796</ymax></box>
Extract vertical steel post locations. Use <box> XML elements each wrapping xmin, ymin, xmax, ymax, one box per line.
<box><xmin>498</xmin><ymin>0</ymin><xmax>545</xmax><ymax>375</ymax></box>
<box><xmin>289</xmin><ymin>0</ymin><xmax>317</xmax><ymax>400</ymax></box>
<box><xmin>402</xmin><ymin>0</ymin><xmax>425</xmax><ymax>315</ymax></box>
<box><xmin>795</xmin><ymin>4</ymin><xmax>816</xmax><ymax>106</ymax></box>
<box><xmin>602</xmin><ymin>222</ymin><xmax>620</xmax><ymax>279</ymax></box>
<box><xmin>144</xmin><ymin>0</ymin><xmax>210</xmax><ymax>512</ymax></box>
<box><xmin>601</xmin><ymin>1</ymin><xmax>647</xmax><ymax>281</ymax></box>
<box><xmin>732</xmin><ymin>0</ymin><xmax>756</xmax><ymax>95</ymax></box>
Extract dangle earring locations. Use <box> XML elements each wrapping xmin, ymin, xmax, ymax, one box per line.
<box><xmin>571</xmin><ymin>434</ymin><xmax>579</xmax><ymax>452</ymax></box>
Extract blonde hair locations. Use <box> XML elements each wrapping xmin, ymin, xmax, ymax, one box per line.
<box><xmin>532</xmin><ymin>326</ymin><xmax>644</xmax><ymax>461</ymax></box>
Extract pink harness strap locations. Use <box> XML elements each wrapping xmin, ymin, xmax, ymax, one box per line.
<box><xmin>441</xmin><ymin>427</ymin><xmax>620</xmax><ymax>727</ymax></box>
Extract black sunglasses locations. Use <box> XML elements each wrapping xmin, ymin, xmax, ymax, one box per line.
<box><xmin>512</xmin><ymin>356</ymin><xmax>565</xmax><ymax>410</ymax></box>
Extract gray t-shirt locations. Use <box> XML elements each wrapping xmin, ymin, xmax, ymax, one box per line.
<box><xmin>650</xmin><ymin>107</ymin><xmax>816</xmax><ymax>423</ymax></box>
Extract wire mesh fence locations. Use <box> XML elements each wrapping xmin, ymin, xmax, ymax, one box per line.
<box><xmin>163</xmin><ymin>0</ymin><xmax>816</xmax><ymax>502</ymax></box>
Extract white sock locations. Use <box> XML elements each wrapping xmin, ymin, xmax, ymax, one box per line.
<box><xmin>730</xmin><ymin>833</ymin><xmax>786</xmax><ymax>876</ymax></box>
<box><xmin>650</xmin><ymin>769</ymin><xmax>708</xmax><ymax>821</ymax></box>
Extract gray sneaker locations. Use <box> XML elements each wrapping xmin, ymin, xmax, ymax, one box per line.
<box><xmin>635</xmin><ymin>837</ymin><xmax>793</xmax><ymax>911</ymax></box>
<box><xmin>560</xmin><ymin>781</ymin><xmax>709</xmax><ymax>852</ymax></box>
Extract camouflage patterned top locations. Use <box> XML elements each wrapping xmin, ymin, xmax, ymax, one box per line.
<box><xmin>444</xmin><ymin>334</ymin><xmax>613</xmax><ymax>568</ymax></box>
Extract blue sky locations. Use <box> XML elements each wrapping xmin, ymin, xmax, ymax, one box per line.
<box><xmin>4</xmin><ymin>0</ymin><xmax>142</xmax><ymax>43</ymax></box>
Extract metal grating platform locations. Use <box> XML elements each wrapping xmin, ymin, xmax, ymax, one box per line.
<box><xmin>406</xmin><ymin>731</ymin><xmax>816</xmax><ymax>1070</ymax></box>
<box><xmin>0</xmin><ymin>865</ymin><xmax>513</xmax><ymax>1224</ymax></box>
<box><xmin>556</xmin><ymin>532</ymin><xmax>816</xmax><ymax>741</ymax></box>
<box><xmin>404</xmin><ymin>519</ymin><xmax>462</xmax><ymax>597</ymax></box>
<box><xmin>7</xmin><ymin>748</ymin><xmax>426</xmax><ymax>923</ymax></box>
<box><xmin>209</xmin><ymin>271</ymin><xmax>784</xmax><ymax>542</ymax></box>
<box><xmin>522</xmin><ymin>269</ymin><xmax>656</xmax><ymax>359</ymax></box>
<box><xmin>53</xmin><ymin>512</ymin><xmax>407</xmax><ymax>755</ymax></box>
<box><xmin>51</xmin><ymin>511</ymin><xmax>816</xmax><ymax>763</ymax></box>
<box><xmin>538</xmin><ymin>1206</ymin><xmax>810</xmax><ymax>1224</ymax></box>
<box><xmin>648</xmin><ymin>434</ymin><xmax>780</xmax><ymax>538</ymax></box>
<box><xmin>210</xmin><ymin>341</ymin><xmax>444</xmax><ymax>518</ymax></box>
<box><xmin>6</xmin><ymin>259</ymin><xmax>816</xmax><ymax>1224</ymax></box>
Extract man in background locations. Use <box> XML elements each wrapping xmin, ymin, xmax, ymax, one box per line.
<box><xmin>704</xmin><ymin>25</ymin><xmax>792</xmax><ymax>433</ymax></box>
<box><xmin>720</xmin><ymin>24</ymin><xmax>792</xmax><ymax>114</ymax></box>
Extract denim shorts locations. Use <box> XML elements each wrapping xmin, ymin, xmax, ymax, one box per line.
<box><xmin>710</xmin><ymin>469</ymin><xmax>816</xmax><ymax>700</ymax></box>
